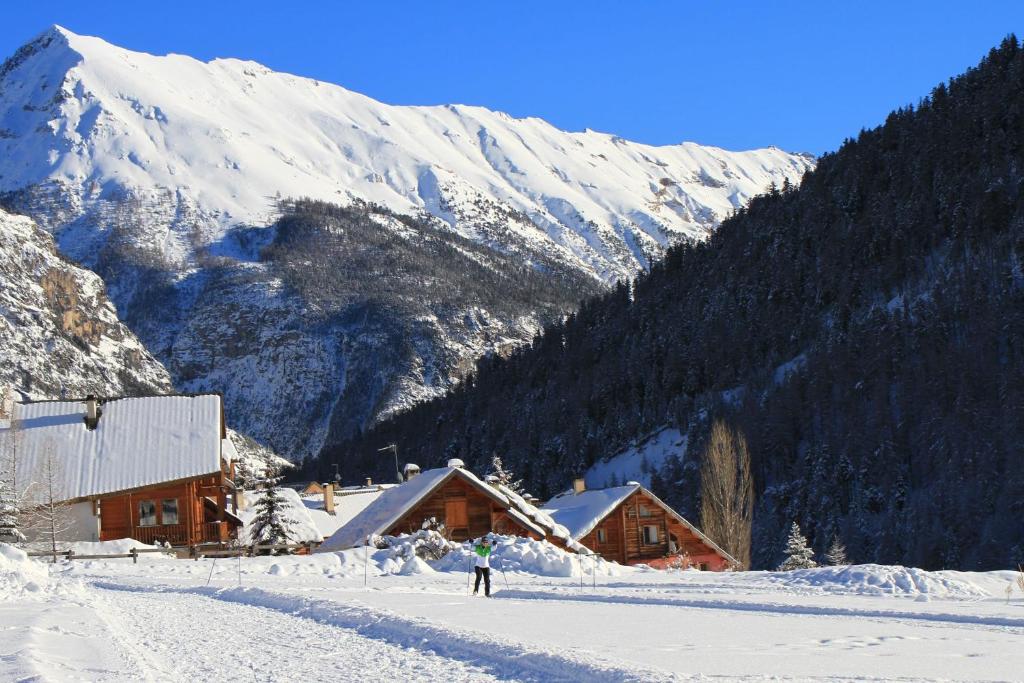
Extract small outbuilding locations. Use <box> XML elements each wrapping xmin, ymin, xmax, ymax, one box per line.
<box><xmin>541</xmin><ymin>480</ymin><xmax>736</xmax><ymax>570</ymax></box>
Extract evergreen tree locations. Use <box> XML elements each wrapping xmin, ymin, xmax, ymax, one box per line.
<box><xmin>825</xmin><ymin>536</ymin><xmax>848</xmax><ymax>566</ymax></box>
<box><xmin>0</xmin><ymin>468</ymin><xmax>24</xmax><ymax>544</ymax></box>
<box><xmin>249</xmin><ymin>467</ymin><xmax>298</xmax><ymax>553</ymax></box>
<box><xmin>778</xmin><ymin>522</ymin><xmax>817</xmax><ymax>571</ymax></box>
<box><xmin>488</xmin><ymin>454</ymin><xmax>523</xmax><ymax>493</ymax></box>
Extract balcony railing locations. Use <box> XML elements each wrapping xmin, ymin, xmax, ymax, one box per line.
<box><xmin>133</xmin><ymin>524</ymin><xmax>189</xmax><ymax>546</ymax></box>
<box><xmin>133</xmin><ymin>522</ymin><xmax>231</xmax><ymax>546</ymax></box>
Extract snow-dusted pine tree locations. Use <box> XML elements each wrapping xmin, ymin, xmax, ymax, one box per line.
<box><xmin>778</xmin><ymin>522</ymin><xmax>817</xmax><ymax>571</ymax></box>
<box><xmin>825</xmin><ymin>536</ymin><xmax>848</xmax><ymax>566</ymax></box>
<box><xmin>488</xmin><ymin>454</ymin><xmax>523</xmax><ymax>493</ymax></box>
<box><xmin>249</xmin><ymin>467</ymin><xmax>298</xmax><ymax>554</ymax></box>
<box><xmin>0</xmin><ymin>399</ymin><xmax>25</xmax><ymax>544</ymax></box>
<box><xmin>0</xmin><ymin>469</ymin><xmax>24</xmax><ymax>544</ymax></box>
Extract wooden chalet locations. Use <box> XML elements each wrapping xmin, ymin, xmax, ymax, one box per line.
<box><xmin>541</xmin><ymin>480</ymin><xmax>736</xmax><ymax>570</ymax></box>
<box><xmin>1</xmin><ymin>394</ymin><xmax>241</xmax><ymax>547</ymax></box>
<box><xmin>318</xmin><ymin>461</ymin><xmax>552</xmax><ymax>551</ymax></box>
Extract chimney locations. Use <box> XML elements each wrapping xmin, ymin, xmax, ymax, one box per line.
<box><xmin>84</xmin><ymin>394</ymin><xmax>102</xmax><ymax>430</ymax></box>
<box><xmin>365</xmin><ymin>477</ymin><xmax>373</xmax><ymax>487</ymax></box>
<box><xmin>446</xmin><ymin>458</ymin><xmax>465</xmax><ymax>469</ymax></box>
<box><xmin>573</xmin><ymin>478</ymin><xmax>586</xmax><ymax>494</ymax></box>
<box><xmin>402</xmin><ymin>463</ymin><xmax>421</xmax><ymax>481</ymax></box>
<box><xmin>484</xmin><ymin>474</ymin><xmax>500</xmax><ymax>488</ymax></box>
<box><xmin>323</xmin><ymin>483</ymin><xmax>336</xmax><ymax>515</ymax></box>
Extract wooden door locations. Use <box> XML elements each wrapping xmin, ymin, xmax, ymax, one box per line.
<box><xmin>445</xmin><ymin>500</ymin><xmax>469</xmax><ymax>539</ymax></box>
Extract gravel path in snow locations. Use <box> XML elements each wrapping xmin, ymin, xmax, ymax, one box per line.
<box><xmin>88</xmin><ymin>582</ymin><xmax>499</xmax><ymax>682</ymax></box>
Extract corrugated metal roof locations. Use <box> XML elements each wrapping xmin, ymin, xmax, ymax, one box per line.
<box><xmin>4</xmin><ymin>395</ymin><xmax>224</xmax><ymax>501</ymax></box>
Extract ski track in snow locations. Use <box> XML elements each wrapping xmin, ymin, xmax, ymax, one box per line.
<box><xmin>91</xmin><ymin>579</ymin><xmax>669</xmax><ymax>683</ymax></box>
<box><xmin>86</xmin><ymin>580</ymin><xmax>501</xmax><ymax>682</ymax></box>
<box><xmin>494</xmin><ymin>590</ymin><xmax>1024</xmax><ymax>633</ymax></box>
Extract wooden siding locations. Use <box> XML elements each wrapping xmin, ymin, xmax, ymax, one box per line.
<box><xmin>579</xmin><ymin>489</ymin><xmax>732</xmax><ymax>570</ymax></box>
<box><xmin>98</xmin><ymin>472</ymin><xmax>238</xmax><ymax>546</ymax></box>
<box><xmin>386</xmin><ymin>476</ymin><xmax>536</xmax><ymax>542</ymax></box>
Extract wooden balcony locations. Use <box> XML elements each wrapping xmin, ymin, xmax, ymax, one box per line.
<box><xmin>132</xmin><ymin>522</ymin><xmax>231</xmax><ymax>546</ymax></box>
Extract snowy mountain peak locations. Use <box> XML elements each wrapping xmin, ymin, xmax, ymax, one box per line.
<box><xmin>0</xmin><ymin>27</ymin><xmax>813</xmax><ymax>282</ymax></box>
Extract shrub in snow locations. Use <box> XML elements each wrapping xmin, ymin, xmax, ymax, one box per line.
<box><xmin>825</xmin><ymin>536</ymin><xmax>848</xmax><ymax>566</ymax></box>
<box><xmin>778</xmin><ymin>522</ymin><xmax>817</xmax><ymax>571</ymax></box>
<box><xmin>375</xmin><ymin>529</ymin><xmax>456</xmax><ymax>562</ymax></box>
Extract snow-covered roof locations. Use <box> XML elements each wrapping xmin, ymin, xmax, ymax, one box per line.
<box><xmin>541</xmin><ymin>484</ymin><xmax>641</xmax><ymax>541</ymax></box>
<box><xmin>497</xmin><ymin>483</ymin><xmax>589</xmax><ymax>553</ymax></box>
<box><xmin>2</xmin><ymin>395</ymin><xmax>227</xmax><ymax>502</ymax></box>
<box><xmin>319</xmin><ymin>467</ymin><xmax>509</xmax><ymax>551</ymax></box>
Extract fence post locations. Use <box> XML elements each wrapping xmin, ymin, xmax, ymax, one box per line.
<box><xmin>131</xmin><ymin>548</ymin><xmax>138</xmax><ymax>565</ymax></box>
<box><xmin>67</xmin><ymin>549</ymin><xmax>75</xmax><ymax>563</ymax></box>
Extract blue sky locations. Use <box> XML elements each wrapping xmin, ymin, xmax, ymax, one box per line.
<box><xmin>2</xmin><ymin>2</ymin><xmax>1022</xmax><ymax>155</ymax></box>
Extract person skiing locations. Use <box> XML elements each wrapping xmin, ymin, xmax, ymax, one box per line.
<box><xmin>472</xmin><ymin>536</ymin><xmax>493</xmax><ymax>597</ymax></box>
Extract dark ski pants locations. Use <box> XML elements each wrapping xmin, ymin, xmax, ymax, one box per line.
<box><xmin>474</xmin><ymin>566</ymin><xmax>491</xmax><ymax>596</ymax></box>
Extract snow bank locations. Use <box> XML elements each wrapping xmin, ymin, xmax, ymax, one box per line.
<box><xmin>0</xmin><ymin>543</ymin><xmax>49</xmax><ymax>596</ymax></box>
<box><xmin>761</xmin><ymin>564</ymin><xmax>990</xmax><ymax>599</ymax></box>
<box><xmin>433</xmin><ymin>536</ymin><xmax>624</xmax><ymax>578</ymax></box>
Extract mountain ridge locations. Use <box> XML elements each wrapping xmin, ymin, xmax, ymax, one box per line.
<box><xmin>0</xmin><ymin>27</ymin><xmax>813</xmax><ymax>460</ymax></box>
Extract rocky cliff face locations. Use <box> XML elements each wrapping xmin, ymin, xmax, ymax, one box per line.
<box><xmin>0</xmin><ymin>206</ymin><xmax>171</xmax><ymax>398</ymax></box>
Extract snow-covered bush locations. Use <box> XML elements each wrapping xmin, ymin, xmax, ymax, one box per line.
<box><xmin>778</xmin><ymin>522</ymin><xmax>817</xmax><ymax>571</ymax></box>
<box><xmin>374</xmin><ymin>529</ymin><xmax>457</xmax><ymax>562</ymax></box>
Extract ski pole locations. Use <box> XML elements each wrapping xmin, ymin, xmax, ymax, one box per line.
<box><xmin>467</xmin><ymin>554</ymin><xmax>474</xmax><ymax>594</ymax></box>
<box><xmin>499</xmin><ymin>558</ymin><xmax>510</xmax><ymax>591</ymax></box>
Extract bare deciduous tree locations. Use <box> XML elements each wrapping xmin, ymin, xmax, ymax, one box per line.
<box><xmin>700</xmin><ymin>420</ymin><xmax>754</xmax><ymax>569</ymax></box>
<box><xmin>0</xmin><ymin>396</ymin><xmax>26</xmax><ymax>544</ymax></box>
<box><xmin>23</xmin><ymin>439</ymin><xmax>74</xmax><ymax>562</ymax></box>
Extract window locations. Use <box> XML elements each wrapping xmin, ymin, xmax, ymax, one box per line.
<box><xmin>138</xmin><ymin>500</ymin><xmax>157</xmax><ymax>527</ymax></box>
<box><xmin>161</xmin><ymin>499</ymin><xmax>179</xmax><ymax>525</ymax></box>
<box><xmin>699</xmin><ymin>563</ymin><xmax>709</xmax><ymax>571</ymax></box>
<box><xmin>639</xmin><ymin>505</ymin><xmax>653</xmax><ymax>518</ymax></box>
<box><xmin>642</xmin><ymin>524</ymin><xmax>659</xmax><ymax>545</ymax></box>
<box><xmin>596</xmin><ymin>528</ymin><xmax>607</xmax><ymax>544</ymax></box>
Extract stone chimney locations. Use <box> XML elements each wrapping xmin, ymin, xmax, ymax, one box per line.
<box><xmin>402</xmin><ymin>463</ymin><xmax>421</xmax><ymax>481</ymax></box>
<box><xmin>573</xmin><ymin>478</ymin><xmax>586</xmax><ymax>494</ymax></box>
<box><xmin>365</xmin><ymin>476</ymin><xmax>373</xmax><ymax>487</ymax></box>
<box><xmin>84</xmin><ymin>394</ymin><xmax>102</xmax><ymax>430</ymax></box>
<box><xmin>323</xmin><ymin>483</ymin><xmax>336</xmax><ymax>515</ymax></box>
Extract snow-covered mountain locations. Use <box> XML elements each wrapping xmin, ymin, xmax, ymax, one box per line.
<box><xmin>0</xmin><ymin>206</ymin><xmax>171</xmax><ymax>398</ymax></box>
<box><xmin>0</xmin><ymin>26</ymin><xmax>813</xmax><ymax>280</ymax></box>
<box><xmin>0</xmin><ymin>26</ymin><xmax>815</xmax><ymax>461</ymax></box>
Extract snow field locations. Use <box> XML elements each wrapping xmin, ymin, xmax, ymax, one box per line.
<box><xmin>6</xmin><ymin>539</ymin><xmax>1024</xmax><ymax>681</ymax></box>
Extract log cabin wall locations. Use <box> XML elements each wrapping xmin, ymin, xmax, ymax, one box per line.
<box><xmin>386</xmin><ymin>475</ymin><xmax>541</xmax><ymax>542</ymax></box>
<box><xmin>97</xmin><ymin>472</ymin><xmax>234</xmax><ymax>545</ymax></box>
<box><xmin>580</xmin><ymin>489</ymin><xmax>732</xmax><ymax>569</ymax></box>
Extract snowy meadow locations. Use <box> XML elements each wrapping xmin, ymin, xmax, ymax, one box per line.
<box><xmin>2</xmin><ymin>538</ymin><xmax>1022</xmax><ymax>682</ymax></box>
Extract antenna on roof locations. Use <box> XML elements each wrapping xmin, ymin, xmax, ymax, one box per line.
<box><xmin>377</xmin><ymin>443</ymin><xmax>400</xmax><ymax>484</ymax></box>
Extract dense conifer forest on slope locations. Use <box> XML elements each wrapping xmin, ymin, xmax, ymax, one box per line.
<box><xmin>314</xmin><ymin>38</ymin><xmax>1024</xmax><ymax>570</ymax></box>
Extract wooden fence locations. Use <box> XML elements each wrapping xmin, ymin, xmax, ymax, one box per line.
<box><xmin>26</xmin><ymin>541</ymin><xmax>321</xmax><ymax>564</ymax></box>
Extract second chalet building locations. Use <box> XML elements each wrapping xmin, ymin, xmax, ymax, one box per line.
<box><xmin>541</xmin><ymin>480</ymin><xmax>736</xmax><ymax>570</ymax></box>
<box><xmin>318</xmin><ymin>460</ymin><xmax>584</xmax><ymax>552</ymax></box>
<box><xmin>1</xmin><ymin>393</ymin><xmax>241</xmax><ymax>546</ymax></box>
